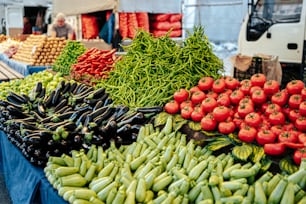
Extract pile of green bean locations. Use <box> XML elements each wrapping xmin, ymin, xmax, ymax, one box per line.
<box><xmin>52</xmin><ymin>41</ymin><xmax>87</xmax><ymax>75</ymax></box>
<box><xmin>95</xmin><ymin>27</ymin><xmax>223</xmax><ymax>108</ymax></box>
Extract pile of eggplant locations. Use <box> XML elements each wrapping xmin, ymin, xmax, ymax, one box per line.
<box><xmin>0</xmin><ymin>80</ymin><xmax>162</xmax><ymax>166</ymax></box>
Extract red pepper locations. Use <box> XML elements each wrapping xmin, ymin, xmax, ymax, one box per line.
<box><xmin>283</xmin><ymin>142</ymin><xmax>305</xmax><ymax>149</ymax></box>
<box><xmin>264</xmin><ymin>143</ymin><xmax>286</xmax><ymax>156</ymax></box>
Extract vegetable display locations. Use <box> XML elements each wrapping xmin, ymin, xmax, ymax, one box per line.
<box><xmin>70</xmin><ymin>48</ymin><xmax>120</xmax><ymax>85</ymax></box>
<box><xmin>52</xmin><ymin>41</ymin><xmax>87</xmax><ymax>75</ymax></box>
<box><xmin>44</xmin><ymin>114</ymin><xmax>306</xmax><ymax>203</ymax></box>
<box><xmin>0</xmin><ymin>70</ymin><xmax>66</xmax><ymax>100</ymax></box>
<box><xmin>0</xmin><ymin>79</ymin><xmax>161</xmax><ymax>166</ymax></box>
<box><xmin>95</xmin><ymin>27</ymin><xmax>223</xmax><ymax>108</ymax></box>
<box><xmin>165</xmin><ymin>74</ymin><xmax>306</xmax><ymax>168</ymax></box>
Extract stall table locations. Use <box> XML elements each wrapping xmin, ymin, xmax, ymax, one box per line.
<box><xmin>0</xmin><ymin>61</ymin><xmax>24</xmax><ymax>82</ymax></box>
<box><xmin>0</xmin><ymin>131</ymin><xmax>67</xmax><ymax>204</ymax></box>
<box><xmin>0</xmin><ymin>54</ymin><xmax>48</xmax><ymax>76</ymax></box>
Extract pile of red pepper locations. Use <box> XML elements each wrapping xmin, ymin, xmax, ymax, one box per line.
<box><xmin>70</xmin><ymin>48</ymin><xmax>120</xmax><ymax>85</ymax></box>
<box><xmin>164</xmin><ymin>73</ymin><xmax>306</xmax><ymax>165</ymax></box>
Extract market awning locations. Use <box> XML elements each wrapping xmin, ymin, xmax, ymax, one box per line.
<box><xmin>52</xmin><ymin>0</ymin><xmax>117</xmax><ymax>16</ymax></box>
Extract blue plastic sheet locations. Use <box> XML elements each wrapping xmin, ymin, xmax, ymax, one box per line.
<box><xmin>0</xmin><ymin>131</ymin><xmax>67</xmax><ymax>204</ymax></box>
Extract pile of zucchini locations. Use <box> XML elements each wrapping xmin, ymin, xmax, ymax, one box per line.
<box><xmin>44</xmin><ymin>114</ymin><xmax>306</xmax><ymax>203</ymax></box>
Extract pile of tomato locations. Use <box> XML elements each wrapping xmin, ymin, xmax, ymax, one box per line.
<box><xmin>164</xmin><ymin>73</ymin><xmax>306</xmax><ymax>165</ymax></box>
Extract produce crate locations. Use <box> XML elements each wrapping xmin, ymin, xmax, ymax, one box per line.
<box><xmin>27</xmin><ymin>66</ymin><xmax>50</xmax><ymax>75</ymax></box>
<box><xmin>0</xmin><ymin>61</ymin><xmax>24</xmax><ymax>82</ymax></box>
<box><xmin>233</xmin><ymin>56</ymin><xmax>262</xmax><ymax>81</ymax></box>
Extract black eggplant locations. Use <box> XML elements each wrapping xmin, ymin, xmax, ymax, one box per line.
<box><xmin>116</xmin><ymin>123</ymin><xmax>132</xmax><ymax>137</ymax></box>
<box><xmin>37</xmin><ymin>87</ymin><xmax>46</xmax><ymax>99</ymax></box>
<box><xmin>7</xmin><ymin>105</ymin><xmax>27</xmax><ymax>118</ymax></box>
<box><xmin>113</xmin><ymin>105</ymin><xmax>129</xmax><ymax>121</ymax></box>
<box><xmin>7</xmin><ymin>92</ymin><xmax>28</xmax><ymax>104</ymax></box>
<box><xmin>51</xmin><ymin>87</ymin><xmax>62</xmax><ymax>105</ymax></box>
<box><xmin>86</xmin><ymin>87</ymin><xmax>105</xmax><ymax>99</ymax></box>
<box><xmin>93</xmin><ymin>100</ymin><xmax>104</xmax><ymax>111</ymax></box>
<box><xmin>53</xmin><ymin>99</ymin><xmax>68</xmax><ymax>113</ymax></box>
<box><xmin>43</xmin><ymin>90</ymin><xmax>55</xmax><ymax>108</ymax></box>
<box><xmin>69</xmin><ymin>82</ymin><xmax>78</xmax><ymax>94</ymax></box>
<box><xmin>136</xmin><ymin>106</ymin><xmax>163</xmax><ymax>114</ymax></box>
<box><xmin>61</xmin><ymin>82</ymin><xmax>71</xmax><ymax>94</ymax></box>
<box><xmin>117</xmin><ymin>112</ymin><xmax>145</xmax><ymax>127</ymax></box>
<box><xmin>75</xmin><ymin>110</ymin><xmax>91</xmax><ymax>126</ymax></box>
<box><xmin>99</xmin><ymin>120</ymin><xmax>117</xmax><ymax>139</ymax></box>
<box><xmin>103</xmin><ymin>98</ymin><xmax>113</xmax><ymax>106</ymax></box>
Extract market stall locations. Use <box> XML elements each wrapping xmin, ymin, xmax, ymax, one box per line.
<box><xmin>0</xmin><ymin>27</ymin><xmax>305</xmax><ymax>204</ymax></box>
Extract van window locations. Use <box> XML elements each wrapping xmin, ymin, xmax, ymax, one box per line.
<box><xmin>255</xmin><ymin>0</ymin><xmax>303</xmax><ymax>23</ymax></box>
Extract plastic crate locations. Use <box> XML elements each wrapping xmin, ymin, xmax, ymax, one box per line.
<box><xmin>233</xmin><ymin>56</ymin><xmax>263</xmax><ymax>81</ymax></box>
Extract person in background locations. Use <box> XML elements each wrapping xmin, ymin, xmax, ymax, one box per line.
<box><xmin>22</xmin><ymin>16</ymin><xmax>32</xmax><ymax>34</ymax></box>
<box><xmin>50</xmin><ymin>13</ymin><xmax>74</xmax><ymax>40</ymax></box>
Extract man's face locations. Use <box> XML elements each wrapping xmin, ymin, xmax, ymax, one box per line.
<box><xmin>57</xmin><ymin>19</ymin><xmax>65</xmax><ymax>27</ymax></box>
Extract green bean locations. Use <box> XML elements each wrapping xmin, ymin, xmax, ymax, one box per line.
<box><xmin>95</xmin><ymin>26</ymin><xmax>223</xmax><ymax>108</ymax></box>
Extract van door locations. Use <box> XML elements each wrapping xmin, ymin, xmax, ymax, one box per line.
<box><xmin>5</xmin><ymin>5</ymin><xmax>24</xmax><ymax>37</ymax></box>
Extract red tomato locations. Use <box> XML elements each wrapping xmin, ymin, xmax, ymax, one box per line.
<box><xmin>298</xmin><ymin>133</ymin><xmax>306</xmax><ymax>144</ymax></box>
<box><xmin>249</xmin><ymin>86</ymin><xmax>262</xmax><ymax>95</ymax></box>
<box><xmin>223</xmin><ymin>89</ymin><xmax>233</xmax><ymax>96</ymax></box>
<box><xmin>238</xmin><ymin>125</ymin><xmax>257</xmax><ymax>143</ymax></box>
<box><xmin>240</xmin><ymin>79</ymin><xmax>251</xmax><ymax>86</ymax></box>
<box><xmin>282</xmin><ymin>106</ymin><xmax>291</xmax><ymax>118</ymax></box>
<box><xmin>250</xmin><ymin>73</ymin><xmax>266</xmax><ymax>87</ymax></box>
<box><xmin>198</xmin><ymin>76</ymin><xmax>214</xmax><ymax>91</ymax></box>
<box><xmin>264</xmin><ymin>143</ymin><xmax>286</xmax><ymax>156</ymax></box>
<box><xmin>189</xmin><ymin>86</ymin><xmax>201</xmax><ymax>95</ymax></box>
<box><xmin>174</xmin><ymin>88</ymin><xmax>189</xmax><ymax>103</ymax></box>
<box><xmin>225</xmin><ymin>76</ymin><xmax>240</xmax><ymax>90</ymax></box>
<box><xmin>201</xmin><ymin>97</ymin><xmax>218</xmax><ymax>113</ymax></box>
<box><xmin>283</xmin><ymin>122</ymin><xmax>294</xmax><ymax>131</ymax></box>
<box><xmin>245</xmin><ymin>112</ymin><xmax>261</xmax><ymax>127</ymax></box>
<box><xmin>213</xmin><ymin>106</ymin><xmax>230</xmax><ymax>122</ymax></box>
<box><xmin>212</xmin><ymin>78</ymin><xmax>226</xmax><ymax>93</ymax></box>
<box><xmin>295</xmin><ymin>117</ymin><xmax>306</xmax><ymax>132</ymax></box>
<box><xmin>278</xmin><ymin>130</ymin><xmax>298</xmax><ymax>143</ymax></box>
<box><xmin>301</xmin><ymin>88</ymin><xmax>306</xmax><ymax>100</ymax></box>
<box><xmin>258</xmin><ymin>120</ymin><xmax>271</xmax><ymax>131</ymax></box>
<box><xmin>288</xmin><ymin>94</ymin><xmax>303</xmax><ymax>109</ymax></box>
<box><xmin>239</xmin><ymin>80</ymin><xmax>252</xmax><ymax>95</ymax></box>
<box><xmin>191</xmin><ymin>91</ymin><xmax>206</xmax><ymax>105</ymax></box>
<box><xmin>229</xmin><ymin>89</ymin><xmax>245</xmax><ymax>105</ymax></box>
<box><xmin>288</xmin><ymin>109</ymin><xmax>301</xmax><ymax>122</ymax></box>
<box><xmin>251</xmin><ymin>89</ymin><xmax>267</xmax><ymax>105</ymax></box>
<box><xmin>217</xmin><ymin>93</ymin><xmax>231</xmax><ymax>107</ymax></box>
<box><xmin>164</xmin><ymin>100</ymin><xmax>180</xmax><ymax>114</ymax></box>
<box><xmin>218</xmin><ymin>121</ymin><xmax>236</xmax><ymax>134</ymax></box>
<box><xmin>293</xmin><ymin>148</ymin><xmax>306</xmax><ymax>165</ymax></box>
<box><xmin>271</xmin><ymin>90</ymin><xmax>288</xmax><ymax>107</ymax></box>
<box><xmin>270</xmin><ymin>125</ymin><xmax>284</xmax><ymax>136</ymax></box>
<box><xmin>269</xmin><ymin>111</ymin><xmax>286</xmax><ymax>125</ymax></box>
<box><xmin>180</xmin><ymin>100</ymin><xmax>193</xmax><ymax>110</ymax></box>
<box><xmin>265</xmin><ymin>103</ymin><xmax>281</xmax><ymax>116</ymax></box>
<box><xmin>180</xmin><ymin>105</ymin><xmax>194</xmax><ymax>119</ymax></box>
<box><xmin>256</xmin><ymin>129</ymin><xmax>277</xmax><ymax>145</ymax></box>
<box><xmin>237</xmin><ymin>103</ymin><xmax>254</xmax><ymax>118</ymax></box>
<box><xmin>286</xmin><ymin>79</ymin><xmax>304</xmax><ymax>95</ymax></box>
<box><xmin>260</xmin><ymin>102</ymin><xmax>269</xmax><ymax>113</ymax></box>
<box><xmin>299</xmin><ymin>101</ymin><xmax>306</xmax><ymax>116</ymax></box>
<box><xmin>206</xmin><ymin>91</ymin><xmax>218</xmax><ymax>99</ymax></box>
<box><xmin>191</xmin><ymin>106</ymin><xmax>205</xmax><ymax>122</ymax></box>
<box><xmin>239</xmin><ymin>97</ymin><xmax>254</xmax><ymax>107</ymax></box>
<box><xmin>263</xmin><ymin>80</ymin><xmax>280</xmax><ymax>96</ymax></box>
<box><xmin>201</xmin><ymin>113</ymin><xmax>217</xmax><ymax>131</ymax></box>
<box><xmin>233</xmin><ymin>112</ymin><xmax>243</xmax><ymax>128</ymax></box>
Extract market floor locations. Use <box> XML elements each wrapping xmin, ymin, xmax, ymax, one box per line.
<box><xmin>0</xmin><ymin>173</ymin><xmax>12</xmax><ymax>203</ymax></box>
